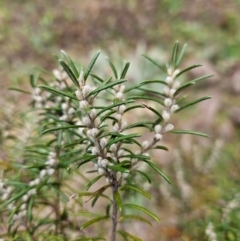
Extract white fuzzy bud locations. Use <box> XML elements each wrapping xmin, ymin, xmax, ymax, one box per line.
<box><xmin>119</xmin><ymin>85</ymin><xmax>125</xmax><ymax>93</ymax></box>
<box><xmin>29</xmin><ymin>181</ymin><xmax>35</xmax><ymax>186</ymax></box>
<box><xmin>169</xmin><ymin>89</ymin><xmax>176</xmax><ymax>98</ymax></box>
<box><xmin>154</xmin><ymin>124</ymin><xmax>162</xmax><ymax>133</ymax></box>
<box><xmin>113</xmin><ymin>124</ymin><xmax>119</xmax><ymax>132</ymax></box>
<box><xmin>2</xmin><ymin>193</ymin><xmax>9</xmax><ymax>200</ymax></box>
<box><xmin>162</xmin><ymin>110</ymin><xmax>170</xmax><ymax>122</ymax></box>
<box><xmin>121</xmin><ymin>121</ymin><xmax>128</xmax><ymax>131</ymax></box>
<box><xmin>40</xmin><ymin>169</ymin><xmax>47</xmax><ymax>179</ymax></box>
<box><xmin>105</xmin><ymin>178</ymin><xmax>110</xmax><ymax>183</ymax></box>
<box><xmin>165</xmin><ymin>76</ymin><xmax>173</xmax><ymax>85</ymax></box>
<box><xmin>170</xmin><ymin>104</ymin><xmax>179</xmax><ymax>113</ymax></box>
<box><xmin>91</xmin><ymin>146</ymin><xmax>100</xmax><ymax>155</ymax></box>
<box><xmin>173</xmin><ymin>81</ymin><xmax>180</xmax><ymax>89</ymax></box>
<box><xmin>22</xmin><ymin>194</ymin><xmax>28</xmax><ymax>202</ymax></box>
<box><xmin>98</xmin><ymin>167</ymin><xmax>105</xmax><ymax>175</ymax></box>
<box><xmin>78</xmin><ymin>71</ymin><xmax>84</xmax><ymax>86</ymax></box>
<box><xmin>75</xmin><ymin>90</ymin><xmax>82</xmax><ymax>100</ymax></box>
<box><xmin>155</xmin><ymin>133</ymin><xmax>163</xmax><ymax>140</ymax></box>
<box><xmin>79</xmin><ymin>100</ymin><xmax>89</xmax><ymax>110</ymax></box>
<box><xmin>68</xmin><ymin>107</ymin><xmax>75</xmax><ymax>115</ymax></box>
<box><xmin>82</xmin><ymin>116</ymin><xmax>91</xmax><ymax>127</ymax></box>
<box><xmin>110</xmin><ymin>144</ymin><xmax>117</xmax><ymax>152</ymax></box>
<box><xmin>89</xmin><ymin>108</ymin><xmax>97</xmax><ymax>119</ymax></box>
<box><xmin>100</xmin><ymin>159</ymin><xmax>108</xmax><ymax>168</ymax></box>
<box><xmin>116</xmin><ymin>92</ymin><xmax>123</xmax><ymax>100</ymax></box>
<box><xmin>34</xmin><ymin>178</ymin><xmax>40</xmax><ymax>185</ymax></box>
<box><xmin>167</xmin><ymin>67</ymin><xmax>173</xmax><ymax>76</ymax></box>
<box><xmin>59</xmin><ymin>115</ymin><xmax>68</xmax><ymax>121</ymax></box>
<box><xmin>119</xmin><ymin>105</ymin><xmax>126</xmax><ymax>114</ymax></box>
<box><xmin>163</xmin><ymin>86</ymin><xmax>170</xmax><ymax>96</ymax></box>
<box><xmin>142</xmin><ymin>141</ymin><xmax>149</xmax><ymax>149</ymax></box>
<box><xmin>34</xmin><ymin>87</ymin><xmax>41</xmax><ymax>95</ymax></box>
<box><xmin>100</xmin><ymin>138</ymin><xmax>107</xmax><ymax>149</ymax></box>
<box><xmin>117</xmin><ymin>149</ymin><xmax>124</xmax><ymax>157</ymax></box>
<box><xmin>172</xmin><ymin>69</ymin><xmax>180</xmax><ymax>79</ymax></box>
<box><xmin>20</xmin><ymin>203</ymin><xmax>27</xmax><ymax>210</ymax></box>
<box><xmin>164</xmin><ymin>98</ymin><xmax>172</xmax><ymax>107</ymax></box>
<box><xmin>115</xmin><ymin>114</ymin><xmax>122</xmax><ymax>122</ymax></box>
<box><xmin>47</xmin><ymin>168</ymin><xmax>55</xmax><ymax>175</ymax></box>
<box><xmin>82</xmin><ymin>85</ymin><xmax>92</xmax><ymax>98</ymax></box>
<box><xmin>165</xmin><ymin>124</ymin><xmax>174</xmax><ymax>132</ymax></box>
<box><xmin>94</xmin><ymin>117</ymin><xmax>101</xmax><ymax>127</ymax></box>
<box><xmin>122</xmin><ymin>172</ymin><xmax>129</xmax><ymax>179</ymax></box>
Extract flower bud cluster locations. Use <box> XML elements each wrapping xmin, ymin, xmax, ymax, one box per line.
<box><xmin>222</xmin><ymin>193</ymin><xmax>240</xmax><ymax>222</ymax></box>
<box><xmin>59</xmin><ymin>101</ymin><xmax>75</xmax><ymax>122</ymax></box>
<box><xmin>53</xmin><ymin>69</ymin><xmax>68</xmax><ymax>87</ymax></box>
<box><xmin>32</xmin><ymin>87</ymin><xmax>45</xmax><ymax>108</ymax></box>
<box><xmin>205</xmin><ymin>222</ymin><xmax>218</xmax><ymax>241</ymax></box>
<box><xmin>0</xmin><ymin>180</ymin><xmax>12</xmax><ymax>201</ymax></box>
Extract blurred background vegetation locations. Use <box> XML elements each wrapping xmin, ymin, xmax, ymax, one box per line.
<box><xmin>1</xmin><ymin>0</ymin><xmax>240</xmax><ymax>240</ymax></box>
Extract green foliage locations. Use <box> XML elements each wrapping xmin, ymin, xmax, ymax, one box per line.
<box><xmin>0</xmin><ymin>42</ymin><xmax>213</xmax><ymax>241</ymax></box>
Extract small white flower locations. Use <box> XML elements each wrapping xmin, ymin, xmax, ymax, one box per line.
<box><xmin>164</xmin><ymin>98</ymin><xmax>172</xmax><ymax>107</ymax></box>
<box><xmin>167</xmin><ymin>67</ymin><xmax>173</xmax><ymax>76</ymax></box>
<box><xmin>142</xmin><ymin>141</ymin><xmax>149</xmax><ymax>149</ymax></box>
<box><xmin>49</xmin><ymin>152</ymin><xmax>57</xmax><ymax>158</ymax></box>
<box><xmin>34</xmin><ymin>87</ymin><xmax>41</xmax><ymax>95</ymax></box>
<box><xmin>28</xmin><ymin>188</ymin><xmax>36</xmax><ymax>196</ymax></box>
<box><xmin>162</xmin><ymin>110</ymin><xmax>170</xmax><ymax>122</ymax></box>
<box><xmin>115</xmin><ymin>113</ymin><xmax>122</xmax><ymax>122</ymax></box>
<box><xmin>94</xmin><ymin>117</ymin><xmax>101</xmax><ymax>127</ymax></box>
<box><xmin>122</xmin><ymin>172</ymin><xmax>129</xmax><ymax>179</ymax></box>
<box><xmin>119</xmin><ymin>85</ymin><xmax>125</xmax><ymax>93</ymax></box>
<box><xmin>113</xmin><ymin>124</ymin><xmax>119</xmax><ymax>132</ymax></box>
<box><xmin>20</xmin><ymin>203</ymin><xmax>27</xmax><ymax>210</ymax></box>
<box><xmin>163</xmin><ymin>86</ymin><xmax>170</xmax><ymax>96</ymax></box>
<box><xmin>105</xmin><ymin>178</ymin><xmax>110</xmax><ymax>184</ymax></box>
<box><xmin>164</xmin><ymin>123</ymin><xmax>174</xmax><ymax>132</ymax></box>
<box><xmin>59</xmin><ymin>114</ymin><xmax>68</xmax><ymax>121</ymax></box>
<box><xmin>2</xmin><ymin>193</ymin><xmax>9</xmax><ymax>201</ymax></box>
<box><xmin>154</xmin><ymin>124</ymin><xmax>162</xmax><ymax>133</ymax></box>
<box><xmin>68</xmin><ymin>107</ymin><xmax>75</xmax><ymax>115</ymax></box>
<box><xmin>29</xmin><ymin>180</ymin><xmax>35</xmax><ymax>187</ymax></box>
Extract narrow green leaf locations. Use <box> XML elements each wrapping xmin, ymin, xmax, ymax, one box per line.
<box><xmin>41</xmin><ymin>125</ymin><xmax>81</xmax><ymax>135</ymax></box>
<box><xmin>39</xmin><ymin>85</ymin><xmax>78</xmax><ymax>100</ymax></box>
<box><xmin>86</xmin><ymin>175</ymin><xmax>103</xmax><ymax>191</ymax></box>
<box><xmin>27</xmin><ymin>196</ymin><xmax>34</xmax><ymax>222</ymax></box>
<box><xmin>107</xmin><ymin>165</ymin><xmax>129</xmax><ymax>173</ymax></box>
<box><xmin>61</xmin><ymin>50</ymin><xmax>79</xmax><ymax>78</ymax></box>
<box><xmin>143</xmin><ymin>160</ymin><xmax>171</xmax><ymax>184</ymax></box>
<box><xmin>84</xmin><ymin>50</ymin><xmax>101</xmax><ymax>81</ymax></box>
<box><xmin>70</xmin><ymin>211</ymin><xmax>102</xmax><ymax>217</ymax></box>
<box><xmin>120</xmin><ymin>62</ymin><xmax>130</xmax><ymax>79</ymax></box>
<box><xmin>114</xmin><ymin>191</ymin><xmax>123</xmax><ymax>211</ymax></box>
<box><xmin>138</xmin><ymin>87</ymin><xmax>166</xmax><ymax>99</ymax></box>
<box><xmin>84</xmin><ymin>185</ymin><xmax>111</xmax><ymax>203</ymax></box>
<box><xmin>176</xmin><ymin>43</ymin><xmax>187</xmax><ymax>67</ymax></box>
<box><xmin>142</xmin><ymin>103</ymin><xmax>163</xmax><ymax>119</ymax></box>
<box><xmin>171</xmin><ymin>41</ymin><xmax>179</xmax><ymax>68</ymax></box>
<box><xmin>8</xmin><ymin>88</ymin><xmax>31</xmax><ymax>94</ymax></box>
<box><xmin>90</xmin><ymin>79</ymin><xmax>126</xmax><ymax>96</ymax></box>
<box><xmin>171</xmin><ymin>130</ymin><xmax>209</xmax><ymax>138</ymax></box>
<box><xmin>90</xmin><ymin>74</ymin><xmax>105</xmax><ymax>83</ymax></box>
<box><xmin>142</xmin><ymin>54</ymin><xmax>166</xmax><ymax>73</ymax></box>
<box><xmin>80</xmin><ymin>216</ymin><xmax>108</xmax><ymax>230</ymax></box>
<box><xmin>125</xmin><ymin>122</ymin><xmax>153</xmax><ymax>131</ymax></box>
<box><xmin>136</xmin><ymin>170</ymin><xmax>151</xmax><ymax>183</ymax></box>
<box><xmin>118</xmin><ymin>230</ymin><xmax>143</xmax><ymax>241</ymax></box>
<box><xmin>59</xmin><ymin>60</ymin><xmax>79</xmax><ymax>87</ymax></box>
<box><xmin>123</xmin><ymin>204</ymin><xmax>160</xmax><ymax>223</ymax></box>
<box><xmin>107</xmin><ymin>133</ymin><xmax>141</xmax><ymax>147</ymax></box>
<box><xmin>48</xmin><ymin>183</ymin><xmax>69</xmax><ymax>202</ymax></box>
<box><xmin>30</xmin><ymin>73</ymin><xmax>39</xmax><ymax>88</ymax></box>
<box><xmin>176</xmin><ymin>64</ymin><xmax>202</xmax><ymax>78</ymax></box>
<box><xmin>176</xmin><ymin>96</ymin><xmax>211</xmax><ymax>113</ymax></box>
<box><xmin>106</xmin><ymin>57</ymin><xmax>118</xmax><ymax>79</ymax></box>
<box><xmin>127</xmin><ymin>96</ymin><xmax>164</xmax><ymax>106</ymax></box>
<box><xmin>174</xmin><ymin>74</ymin><xmax>213</xmax><ymax>96</ymax></box>
<box><xmin>118</xmin><ymin>215</ymin><xmax>152</xmax><ymax>226</ymax></box>
<box><xmin>121</xmin><ymin>185</ymin><xmax>151</xmax><ymax>199</ymax></box>
<box><xmin>71</xmin><ymin>237</ymin><xmax>105</xmax><ymax>241</ymax></box>
<box><xmin>125</xmin><ymin>79</ymin><xmax>167</xmax><ymax>93</ymax></box>
<box><xmin>153</xmin><ymin>145</ymin><xmax>168</xmax><ymax>151</ymax></box>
